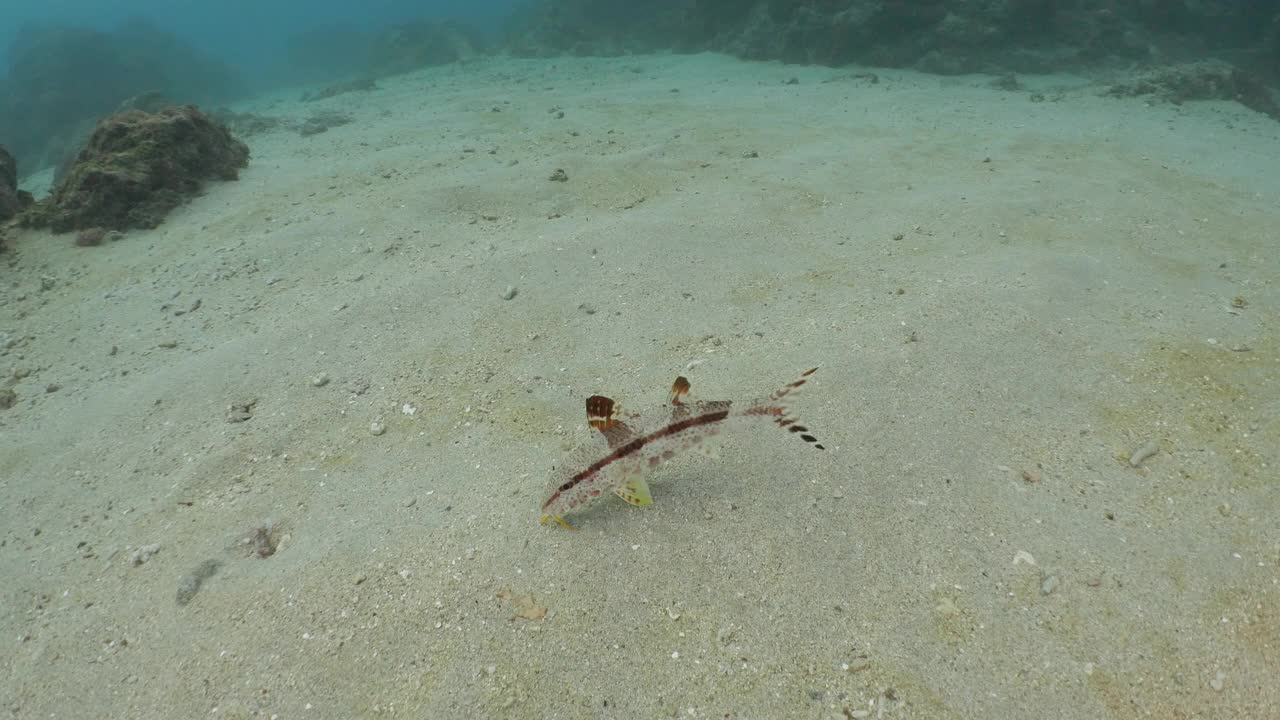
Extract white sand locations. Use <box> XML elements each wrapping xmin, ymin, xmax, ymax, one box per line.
<box><xmin>2</xmin><ymin>52</ymin><xmax>1277</xmax><ymax>718</ymax></box>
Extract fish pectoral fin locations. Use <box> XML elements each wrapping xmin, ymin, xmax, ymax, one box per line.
<box><xmin>540</xmin><ymin>514</ymin><xmax>577</xmax><ymax>530</ymax></box>
<box><xmin>613</xmin><ymin>477</ymin><xmax>653</xmax><ymax>506</ymax></box>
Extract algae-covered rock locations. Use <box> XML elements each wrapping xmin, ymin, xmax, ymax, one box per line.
<box><xmin>23</xmin><ymin>105</ymin><xmax>249</xmax><ymax>233</ymax></box>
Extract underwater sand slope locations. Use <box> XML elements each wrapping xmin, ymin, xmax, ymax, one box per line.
<box><xmin>1</xmin><ymin>53</ymin><xmax>1276</xmax><ymax>719</ymax></box>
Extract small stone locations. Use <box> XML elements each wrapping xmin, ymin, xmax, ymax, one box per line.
<box><xmin>716</xmin><ymin>625</ymin><xmax>736</xmax><ymax>645</ymax></box>
<box><xmin>157</xmin><ymin>340</ymin><xmax>178</xmax><ymax>349</ymax></box>
<box><xmin>0</xmin><ymin>387</ymin><xmax>15</xmax><ymax>410</ymax></box>
<box><xmin>44</xmin><ymin>383</ymin><xmax>60</xmax><ymax>393</ymax></box>
<box><xmin>311</xmin><ymin>373</ymin><xmax>329</xmax><ymax>387</ymax></box>
<box><xmin>502</xmin><ymin>285</ymin><xmax>518</xmax><ymax>300</ymax></box>
<box><xmin>370</xmin><ymin>421</ymin><xmax>386</xmax><ymax>436</ymax></box>
<box><xmin>1209</xmin><ymin>671</ymin><xmax>1226</xmax><ymax>692</ymax></box>
<box><xmin>548</xmin><ymin>168</ymin><xmax>568</xmax><ymax>182</ymax></box>
<box><xmin>1040</xmin><ymin>574</ymin><xmax>1059</xmax><ymax>595</ymax></box>
<box><xmin>129</xmin><ymin>543</ymin><xmax>161</xmax><ymax>566</ymax></box>
<box><xmin>75</xmin><ymin>227</ymin><xmax>107</xmax><ymax>247</ymax></box>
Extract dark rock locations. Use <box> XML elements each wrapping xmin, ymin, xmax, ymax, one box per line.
<box><xmin>75</xmin><ymin>227</ymin><xmax>107</xmax><ymax>246</ymax></box>
<box><xmin>1</xmin><ymin>146</ymin><xmax>32</xmax><ymax>222</ymax></box>
<box><xmin>297</xmin><ymin>111</ymin><xmax>354</xmax><ymax>137</ymax></box>
<box><xmin>1106</xmin><ymin>60</ymin><xmax>1280</xmax><ymax>121</ymax></box>
<box><xmin>21</xmin><ymin>105</ymin><xmax>249</xmax><ymax>233</ymax></box>
<box><xmin>505</xmin><ymin>1</ymin><xmax>1280</xmax><ymax>102</ymax></box>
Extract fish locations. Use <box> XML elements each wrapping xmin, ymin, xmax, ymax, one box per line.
<box><xmin>539</xmin><ymin>367</ymin><xmax>825</xmax><ymax>529</ymax></box>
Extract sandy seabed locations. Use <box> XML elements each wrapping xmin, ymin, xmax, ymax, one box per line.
<box><xmin>2</xmin><ymin>52</ymin><xmax>1277</xmax><ymax>719</ymax></box>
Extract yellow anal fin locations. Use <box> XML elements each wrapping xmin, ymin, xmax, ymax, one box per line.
<box><xmin>613</xmin><ymin>477</ymin><xmax>653</xmax><ymax>506</ymax></box>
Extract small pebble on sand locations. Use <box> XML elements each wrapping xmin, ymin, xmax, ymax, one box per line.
<box><xmin>311</xmin><ymin>373</ymin><xmax>330</xmax><ymax>387</ymax></box>
<box><xmin>1210</xmin><ymin>671</ymin><xmax>1226</xmax><ymax>692</ymax></box>
<box><xmin>1040</xmin><ymin>574</ymin><xmax>1059</xmax><ymax>595</ymax></box>
<box><xmin>502</xmin><ymin>285</ymin><xmax>518</xmax><ymax>300</ymax></box>
<box><xmin>370</xmin><ymin>421</ymin><xmax>386</xmax><ymax>436</ymax></box>
<box><xmin>129</xmin><ymin>544</ymin><xmax>161</xmax><ymax>567</ymax></box>
<box><xmin>175</xmin><ymin>559</ymin><xmax>221</xmax><ymax>606</ymax></box>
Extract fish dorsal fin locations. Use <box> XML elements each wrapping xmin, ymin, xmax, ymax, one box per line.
<box><xmin>586</xmin><ymin>394</ymin><xmax>618</xmax><ymax>430</ymax></box>
<box><xmin>613</xmin><ymin>477</ymin><xmax>653</xmax><ymax>506</ymax></box>
<box><xmin>670</xmin><ymin>376</ymin><xmax>692</xmax><ymax>405</ymax></box>
<box><xmin>586</xmin><ymin>394</ymin><xmax>639</xmax><ymax>449</ymax></box>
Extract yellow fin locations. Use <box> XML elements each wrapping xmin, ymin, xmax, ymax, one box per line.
<box><xmin>613</xmin><ymin>477</ymin><xmax>653</xmax><ymax>506</ymax></box>
<box><xmin>540</xmin><ymin>514</ymin><xmax>576</xmax><ymax>530</ymax></box>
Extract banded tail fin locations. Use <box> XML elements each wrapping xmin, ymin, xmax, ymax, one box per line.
<box><xmin>740</xmin><ymin>366</ymin><xmax>826</xmax><ymax>450</ymax></box>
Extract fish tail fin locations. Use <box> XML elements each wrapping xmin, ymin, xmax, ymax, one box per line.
<box><xmin>740</xmin><ymin>367</ymin><xmax>826</xmax><ymax>450</ymax></box>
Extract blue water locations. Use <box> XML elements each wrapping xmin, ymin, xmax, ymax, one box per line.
<box><xmin>0</xmin><ymin>0</ymin><xmax>519</xmax><ymax>77</ymax></box>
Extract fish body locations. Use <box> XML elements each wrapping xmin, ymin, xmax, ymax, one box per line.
<box><xmin>540</xmin><ymin>367</ymin><xmax>824</xmax><ymax>528</ymax></box>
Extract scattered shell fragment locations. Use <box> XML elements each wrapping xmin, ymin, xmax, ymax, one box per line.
<box><xmin>1013</xmin><ymin>550</ymin><xmax>1037</xmax><ymax>566</ymax></box>
<box><xmin>1128</xmin><ymin>439</ymin><xmax>1160</xmax><ymax>467</ymax></box>
<box><xmin>1209</xmin><ymin>671</ymin><xmax>1226</xmax><ymax>692</ymax></box>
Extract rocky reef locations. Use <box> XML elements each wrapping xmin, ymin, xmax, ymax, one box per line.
<box><xmin>507</xmin><ymin>1</ymin><xmax>1280</xmax><ymax>88</ymax></box>
<box><xmin>21</xmin><ymin>106</ymin><xmax>249</xmax><ymax>234</ymax></box>
<box><xmin>0</xmin><ymin>146</ymin><xmax>34</xmax><ymax>224</ymax></box>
